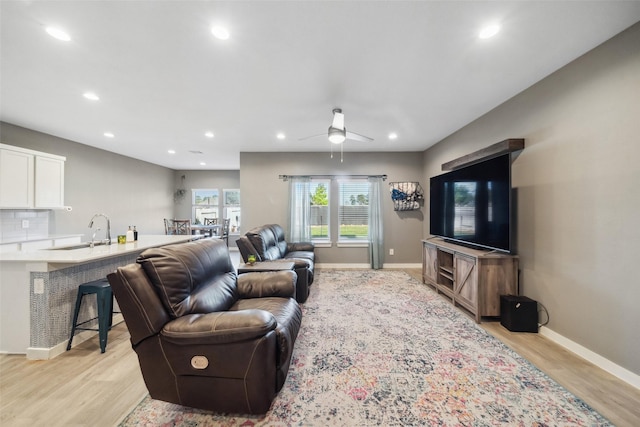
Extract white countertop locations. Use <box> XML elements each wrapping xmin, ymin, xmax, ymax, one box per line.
<box><xmin>0</xmin><ymin>234</ymin><xmax>84</xmax><ymax>245</ymax></box>
<box><xmin>0</xmin><ymin>235</ymin><xmax>197</xmax><ymax>264</ymax></box>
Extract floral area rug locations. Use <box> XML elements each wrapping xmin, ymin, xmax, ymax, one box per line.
<box><xmin>120</xmin><ymin>269</ymin><xmax>610</xmax><ymax>426</ymax></box>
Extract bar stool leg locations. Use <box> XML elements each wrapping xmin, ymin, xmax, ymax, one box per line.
<box><xmin>96</xmin><ymin>288</ymin><xmax>112</xmax><ymax>353</ymax></box>
<box><xmin>67</xmin><ymin>288</ymin><xmax>84</xmax><ymax>351</ymax></box>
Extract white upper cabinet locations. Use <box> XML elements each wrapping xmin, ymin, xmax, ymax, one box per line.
<box><xmin>0</xmin><ymin>144</ymin><xmax>66</xmax><ymax>209</ymax></box>
<box><xmin>34</xmin><ymin>155</ymin><xmax>65</xmax><ymax>208</ymax></box>
<box><xmin>0</xmin><ymin>147</ymin><xmax>34</xmax><ymax>208</ymax></box>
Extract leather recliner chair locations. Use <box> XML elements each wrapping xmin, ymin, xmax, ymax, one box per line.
<box><xmin>107</xmin><ymin>238</ymin><xmax>302</xmax><ymax>414</ymax></box>
<box><xmin>236</xmin><ymin>224</ymin><xmax>314</xmax><ymax>303</ymax></box>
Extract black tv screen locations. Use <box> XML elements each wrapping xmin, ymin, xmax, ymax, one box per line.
<box><xmin>430</xmin><ymin>154</ymin><xmax>512</xmax><ymax>253</ymax></box>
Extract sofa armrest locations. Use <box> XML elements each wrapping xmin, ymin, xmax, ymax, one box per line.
<box><xmin>161</xmin><ymin>310</ymin><xmax>276</xmax><ymax>345</ymax></box>
<box><xmin>237</xmin><ymin>270</ymin><xmax>297</xmax><ymax>299</ymax></box>
<box><xmin>287</xmin><ymin>241</ymin><xmax>314</xmax><ymax>252</ymax></box>
<box><xmin>236</xmin><ymin>235</ymin><xmax>261</xmax><ymax>263</ymax></box>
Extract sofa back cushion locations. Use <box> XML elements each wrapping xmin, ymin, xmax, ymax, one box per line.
<box><xmin>138</xmin><ymin>238</ymin><xmax>238</xmax><ymax>318</ymax></box>
<box><xmin>246</xmin><ymin>225</ymin><xmax>284</xmax><ymax>260</ymax></box>
<box><xmin>268</xmin><ymin>224</ymin><xmax>288</xmax><ymax>257</ymax></box>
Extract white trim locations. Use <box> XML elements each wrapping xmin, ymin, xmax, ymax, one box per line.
<box><xmin>311</xmin><ymin>241</ymin><xmax>332</xmax><ymax>248</ymax></box>
<box><xmin>336</xmin><ymin>242</ymin><xmax>369</xmax><ymax>248</ymax></box>
<box><xmin>27</xmin><ymin>314</ymin><xmax>124</xmax><ymax>360</ymax></box>
<box><xmin>316</xmin><ymin>263</ymin><xmax>371</xmax><ymax>269</ymax></box>
<box><xmin>383</xmin><ymin>263</ymin><xmax>422</xmax><ymax>269</ymax></box>
<box><xmin>540</xmin><ymin>326</ymin><xmax>640</xmax><ymax>390</ymax></box>
<box><xmin>316</xmin><ymin>263</ymin><xmax>422</xmax><ymax>270</ymax></box>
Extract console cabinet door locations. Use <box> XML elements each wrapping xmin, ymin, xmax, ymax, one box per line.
<box><xmin>454</xmin><ymin>253</ymin><xmax>478</xmax><ymax>314</ymax></box>
<box><xmin>422</xmin><ymin>243</ymin><xmax>438</xmax><ymax>284</ymax></box>
<box><xmin>0</xmin><ymin>148</ymin><xmax>34</xmax><ymax>208</ymax></box>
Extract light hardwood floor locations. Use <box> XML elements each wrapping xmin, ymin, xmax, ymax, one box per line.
<box><xmin>1</xmin><ymin>268</ymin><xmax>638</xmax><ymax>426</ymax></box>
<box><xmin>404</xmin><ymin>268</ymin><xmax>640</xmax><ymax>427</ymax></box>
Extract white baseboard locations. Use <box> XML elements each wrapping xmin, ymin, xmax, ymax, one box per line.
<box><xmin>316</xmin><ymin>263</ymin><xmax>422</xmax><ymax>269</ymax></box>
<box><xmin>316</xmin><ymin>263</ymin><xmax>371</xmax><ymax>269</ymax></box>
<box><xmin>383</xmin><ymin>263</ymin><xmax>422</xmax><ymax>269</ymax></box>
<box><xmin>27</xmin><ymin>314</ymin><xmax>124</xmax><ymax>360</ymax></box>
<box><xmin>540</xmin><ymin>326</ymin><xmax>640</xmax><ymax>390</ymax></box>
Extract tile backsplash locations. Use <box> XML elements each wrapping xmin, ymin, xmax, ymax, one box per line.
<box><xmin>0</xmin><ymin>210</ymin><xmax>50</xmax><ymax>242</ymax></box>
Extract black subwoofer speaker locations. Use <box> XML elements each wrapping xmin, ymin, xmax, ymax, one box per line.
<box><xmin>500</xmin><ymin>295</ymin><xmax>538</xmax><ymax>333</ymax></box>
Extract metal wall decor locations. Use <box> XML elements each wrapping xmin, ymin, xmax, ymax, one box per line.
<box><xmin>389</xmin><ymin>181</ymin><xmax>423</xmax><ymax>211</ymax></box>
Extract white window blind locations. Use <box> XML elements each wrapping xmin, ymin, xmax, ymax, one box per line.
<box><xmin>338</xmin><ymin>180</ymin><xmax>369</xmax><ymax>241</ymax></box>
<box><xmin>309</xmin><ymin>180</ymin><xmax>330</xmax><ymax>241</ymax></box>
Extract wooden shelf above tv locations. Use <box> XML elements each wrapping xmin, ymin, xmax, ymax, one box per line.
<box><xmin>442</xmin><ymin>138</ymin><xmax>524</xmax><ymax>171</ymax></box>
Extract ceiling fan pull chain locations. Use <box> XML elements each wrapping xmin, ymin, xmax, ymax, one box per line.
<box><xmin>341</xmin><ymin>143</ymin><xmax>344</xmax><ymax>163</ymax></box>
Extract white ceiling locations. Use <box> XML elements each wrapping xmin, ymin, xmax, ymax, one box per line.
<box><xmin>1</xmin><ymin>1</ymin><xmax>639</xmax><ymax>170</ymax></box>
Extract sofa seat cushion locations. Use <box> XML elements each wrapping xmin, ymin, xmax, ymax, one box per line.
<box><xmin>285</xmin><ymin>250</ymin><xmax>314</xmax><ymax>262</ymax></box>
<box><xmin>161</xmin><ymin>310</ymin><xmax>277</xmax><ymax>345</ymax></box>
<box><xmin>284</xmin><ymin>256</ymin><xmax>313</xmax><ymax>270</ymax></box>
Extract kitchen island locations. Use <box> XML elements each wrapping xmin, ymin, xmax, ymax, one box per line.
<box><xmin>0</xmin><ymin>235</ymin><xmax>199</xmax><ymax>359</ymax></box>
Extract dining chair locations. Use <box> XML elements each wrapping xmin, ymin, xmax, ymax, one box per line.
<box><xmin>164</xmin><ymin>218</ymin><xmax>175</xmax><ymax>235</ymax></box>
<box><xmin>221</xmin><ymin>218</ymin><xmax>231</xmax><ymax>246</ymax></box>
<box><xmin>173</xmin><ymin>219</ymin><xmax>192</xmax><ymax>235</ymax></box>
<box><xmin>204</xmin><ymin>218</ymin><xmax>218</xmax><ymax>225</ymax></box>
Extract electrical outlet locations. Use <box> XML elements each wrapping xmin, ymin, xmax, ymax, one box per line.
<box><xmin>22</xmin><ymin>219</ymin><xmax>29</xmax><ymax>229</ymax></box>
<box><xmin>389</xmin><ymin>248</ymin><xmax>394</xmax><ymax>255</ymax></box>
<box><xmin>34</xmin><ymin>278</ymin><xmax>44</xmax><ymax>294</ymax></box>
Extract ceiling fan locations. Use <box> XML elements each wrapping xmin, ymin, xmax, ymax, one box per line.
<box><xmin>299</xmin><ymin>108</ymin><xmax>374</xmax><ymax>144</ymax></box>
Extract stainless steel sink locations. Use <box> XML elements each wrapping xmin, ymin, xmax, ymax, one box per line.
<box><xmin>47</xmin><ymin>242</ymin><xmax>109</xmax><ymax>250</ymax></box>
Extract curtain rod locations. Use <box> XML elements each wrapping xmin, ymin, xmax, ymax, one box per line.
<box><xmin>279</xmin><ymin>174</ymin><xmax>387</xmax><ymax>181</ymax></box>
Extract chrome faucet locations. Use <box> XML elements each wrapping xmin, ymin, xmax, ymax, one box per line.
<box><xmin>88</xmin><ymin>213</ymin><xmax>111</xmax><ymax>245</ymax></box>
<box><xmin>90</xmin><ymin>227</ymin><xmax>101</xmax><ymax>248</ymax></box>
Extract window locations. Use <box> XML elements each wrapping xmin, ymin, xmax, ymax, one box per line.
<box><xmin>287</xmin><ymin>177</ymin><xmax>374</xmax><ymax>246</ymax></box>
<box><xmin>310</xmin><ymin>180</ymin><xmax>330</xmax><ymax>241</ymax></box>
<box><xmin>338</xmin><ymin>180</ymin><xmax>369</xmax><ymax>242</ymax></box>
<box><xmin>192</xmin><ymin>189</ymin><xmax>218</xmax><ymax>225</ymax></box>
<box><xmin>223</xmin><ymin>189</ymin><xmax>241</xmax><ymax>233</ymax></box>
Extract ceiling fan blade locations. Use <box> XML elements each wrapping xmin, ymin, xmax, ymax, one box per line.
<box><xmin>332</xmin><ymin>111</ymin><xmax>345</xmax><ymax>130</ymax></box>
<box><xmin>346</xmin><ymin>131</ymin><xmax>374</xmax><ymax>142</ymax></box>
<box><xmin>298</xmin><ymin>133</ymin><xmax>326</xmax><ymax>141</ymax></box>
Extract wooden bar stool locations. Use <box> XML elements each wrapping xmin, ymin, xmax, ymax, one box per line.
<box><xmin>66</xmin><ymin>278</ymin><xmax>114</xmax><ymax>353</ymax></box>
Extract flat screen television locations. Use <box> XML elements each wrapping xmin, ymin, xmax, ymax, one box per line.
<box><xmin>429</xmin><ymin>154</ymin><xmax>513</xmax><ymax>253</ymax></box>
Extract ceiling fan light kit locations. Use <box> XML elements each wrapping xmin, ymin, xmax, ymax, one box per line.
<box><xmin>300</xmin><ymin>107</ymin><xmax>374</xmax><ymax>161</ymax></box>
<box><xmin>328</xmin><ymin>127</ymin><xmax>346</xmax><ymax>144</ymax></box>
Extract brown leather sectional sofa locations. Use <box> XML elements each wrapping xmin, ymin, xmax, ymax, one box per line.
<box><xmin>236</xmin><ymin>224</ymin><xmax>315</xmax><ymax>303</ymax></box>
<box><xmin>107</xmin><ymin>238</ymin><xmax>302</xmax><ymax>414</ymax></box>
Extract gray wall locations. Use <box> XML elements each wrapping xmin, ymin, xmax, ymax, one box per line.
<box><xmin>0</xmin><ymin>123</ymin><xmax>175</xmax><ymax>239</ymax></box>
<box><xmin>172</xmin><ymin>169</ymin><xmax>240</xmax><ymax>247</ymax></box>
<box><xmin>423</xmin><ymin>23</ymin><xmax>640</xmax><ymax>375</ymax></box>
<box><xmin>240</xmin><ymin>151</ymin><xmax>424</xmax><ymax>265</ymax></box>
<box><xmin>172</xmin><ymin>170</ymin><xmax>240</xmax><ymax>219</ymax></box>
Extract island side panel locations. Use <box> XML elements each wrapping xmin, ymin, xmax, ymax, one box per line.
<box><xmin>29</xmin><ymin>253</ymin><xmax>140</xmax><ymax>358</ymax></box>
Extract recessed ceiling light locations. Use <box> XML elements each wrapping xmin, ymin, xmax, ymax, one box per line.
<box><xmin>276</xmin><ymin>133</ymin><xmax>286</xmax><ymax>140</ymax></box>
<box><xmin>83</xmin><ymin>92</ymin><xmax>100</xmax><ymax>101</ymax></box>
<box><xmin>168</xmin><ymin>149</ymin><xmax>176</xmax><ymax>154</ymax></box>
<box><xmin>103</xmin><ymin>132</ymin><xmax>114</xmax><ymax>138</ymax></box>
<box><xmin>45</xmin><ymin>26</ymin><xmax>71</xmax><ymax>42</ymax></box>
<box><xmin>205</xmin><ymin>131</ymin><xmax>214</xmax><ymax>138</ymax></box>
<box><xmin>479</xmin><ymin>24</ymin><xmax>500</xmax><ymax>39</ymax></box>
<box><xmin>211</xmin><ymin>26</ymin><xmax>230</xmax><ymax>40</ymax></box>
<box><xmin>388</xmin><ymin>132</ymin><xmax>398</xmax><ymax>140</ymax></box>
<box><xmin>200</xmin><ymin>162</ymin><xmax>207</xmax><ymax>166</ymax></box>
